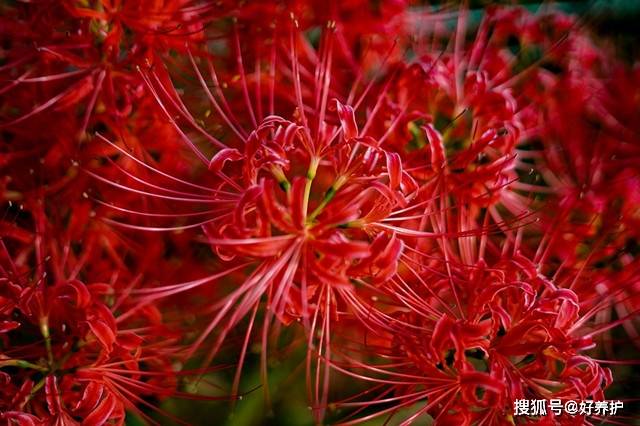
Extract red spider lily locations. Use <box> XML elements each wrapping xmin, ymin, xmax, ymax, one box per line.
<box><xmin>377</xmin><ymin>5</ymin><xmax>589</xmax><ymax>228</ymax></box>
<box><xmin>328</xmin><ymin>242</ymin><xmax>616</xmax><ymax>425</ymax></box>
<box><xmin>0</xmin><ymin>0</ymin><xmax>222</xmax><ymax>138</ymax></box>
<box><xmin>0</xmin><ymin>200</ymin><xmax>232</xmax><ymax>425</ymax></box>
<box><xmin>511</xmin><ymin>28</ymin><xmax>640</xmax><ymax>350</ymax></box>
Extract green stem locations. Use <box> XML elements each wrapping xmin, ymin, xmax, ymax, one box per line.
<box><xmin>271</xmin><ymin>166</ymin><xmax>291</xmax><ymax>193</ymax></box>
<box><xmin>308</xmin><ymin>175</ymin><xmax>347</xmax><ymax>222</ymax></box>
<box><xmin>40</xmin><ymin>320</ymin><xmax>54</xmax><ymax>367</ymax></box>
<box><xmin>29</xmin><ymin>376</ymin><xmax>47</xmax><ymax>399</ymax></box>
<box><xmin>302</xmin><ymin>157</ymin><xmax>320</xmax><ymax>220</ymax></box>
<box><xmin>0</xmin><ymin>359</ymin><xmax>49</xmax><ymax>373</ymax></box>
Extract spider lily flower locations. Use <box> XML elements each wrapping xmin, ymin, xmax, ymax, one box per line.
<box><xmin>508</xmin><ymin>26</ymin><xmax>640</xmax><ymax>349</ymax></box>
<box><xmin>0</xmin><ymin>0</ymin><xmax>219</xmax><ymax>137</ymax></box>
<box><xmin>0</xmin><ymin>202</ymin><xmax>230</xmax><ymax>425</ymax></box>
<box><xmin>328</xmin><ymin>244</ymin><xmax>615</xmax><ymax>425</ymax></box>
<box><xmin>378</xmin><ymin>6</ymin><xmax>594</xmax><ymax>237</ymax></box>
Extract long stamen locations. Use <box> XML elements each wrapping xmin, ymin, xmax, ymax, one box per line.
<box><xmin>233</xmin><ymin>21</ymin><xmax>258</xmax><ymax>128</ymax></box>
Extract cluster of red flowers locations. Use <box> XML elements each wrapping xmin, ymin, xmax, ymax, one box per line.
<box><xmin>1</xmin><ymin>1</ymin><xmax>639</xmax><ymax>425</ymax></box>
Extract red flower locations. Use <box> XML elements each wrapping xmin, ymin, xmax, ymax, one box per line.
<box><xmin>0</xmin><ymin>201</ymin><xmax>223</xmax><ymax>425</ymax></box>
<box><xmin>330</xmin><ymin>250</ymin><xmax>612</xmax><ymax>424</ymax></box>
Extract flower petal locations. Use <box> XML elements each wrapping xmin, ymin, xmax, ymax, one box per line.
<box><xmin>385</xmin><ymin>152</ymin><xmax>402</xmax><ymax>190</ymax></box>
<box><xmin>333</xmin><ymin>99</ymin><xmax>358</xmax><ymax>141</ymax></box>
